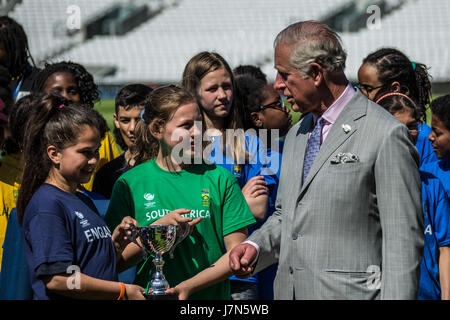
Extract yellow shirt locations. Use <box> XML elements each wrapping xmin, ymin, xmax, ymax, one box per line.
<box><xmin>82</xmin><ymin>131</ymin><xmax>121</xmax><ymax>191</ymax></box>
<box><xmin>0</xmin><ymin>152</ymin><xmax>23</xmax><ymax>271</ymax></box>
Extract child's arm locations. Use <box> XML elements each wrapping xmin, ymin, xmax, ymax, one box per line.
<box><xmin>166</xmin><ymin>227</ymin><xmax>248</xmax><ymax>299</ymax></box>
<box><xmin>115</xmin><ymin>209</ymin><xmax>202</xmax><ymax>272</ymax></box>
<box><xmin>242</xmin><ymin>176</ymin><xmax>268</xmax><ymax>221</ymax></box>
<box><xmin>41</xmin><ymin>273</ymin><xmax>145</xmax><ymax>300</ymax></box>
<box><xmin>439</xmin><ymin>246</ymin><xmax>450</xmax><ymax>300</ymax></box>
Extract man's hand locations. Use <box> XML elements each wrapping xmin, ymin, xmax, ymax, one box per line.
<box><xmin>229</xmin><ymin>243</ymin><xmax>258</xmax><ymax>278</ymax></box>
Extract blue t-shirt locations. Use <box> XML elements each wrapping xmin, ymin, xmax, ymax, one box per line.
<box><xmin>252</xmin><ymin>138</ymin><xmax>284</xmax><ymax>300</ymax></box>
<box><xmin>421</xmin><ymin>157</ymin><xmax>450</xmax><ymax>199</ymax></box>
<box><xmin>418</xmin><ymin>167</ymin><xmax>450</xmax><ymax>300</ymax></box>
<box><xmin>252</xmin><ymin>138</ymin><xmax>284</xmax><ymax>231</ymax></box>
<box><xmin>417</xmin><ymin>123</ymin><xmax>438</xmax><ymax>167</ymax></box>
<box><xmin>206</xmin><ymin>131</ymin><xmax>276</xmax><ymax>284</ymax></box>
<box><xmin>21</xmin><ymin>184</ymin><xmax>118</xmax><ymax>300</ymax></box>
<box><xmin>206</xmin><ymin>131</ymin><xmax>277</xmax><ymax>187</ymax></box>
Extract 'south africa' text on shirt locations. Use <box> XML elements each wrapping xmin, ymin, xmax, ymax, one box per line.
<box><xmin>146</xmin><ymin>209</ymin><xmax>211</xmax><ymax>221</ymax></box>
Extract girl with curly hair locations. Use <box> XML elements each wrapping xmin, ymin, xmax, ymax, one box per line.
<box><xmin>33</xmin><ymin>61</ymin><xmax>121</xmax><ymax>191</ymax></box>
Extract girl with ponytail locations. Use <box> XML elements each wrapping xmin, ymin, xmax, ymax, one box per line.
<box><xmin>105</xmin><ymin>85</ymin><xmax>256</xmax><ymax>300</ymax></box>
<box><xmin>357</xmin><ymin>47</ymin><xmax>436</xmax><ymax>165</ymax></box>
<box><xmin>17</xmin><ymin>93</ymin><xmax>145</xmax><ymax>300</ymax></box>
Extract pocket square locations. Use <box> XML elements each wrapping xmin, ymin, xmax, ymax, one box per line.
<box><xmin>330</xmin><ymin>152</ymin><xmax>359</xmax><ymax>164</ymax></box>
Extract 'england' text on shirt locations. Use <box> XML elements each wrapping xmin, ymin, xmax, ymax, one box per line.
<box><xmin>84</xmin><ymin>226</ymin><xmax>112</xmax><ymax>242</ymax></box>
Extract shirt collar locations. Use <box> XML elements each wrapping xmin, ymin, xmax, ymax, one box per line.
<box><xmin>320</xmin><ymin>82</ymin><xmax>355</xmax><ymax>125</ymax></box>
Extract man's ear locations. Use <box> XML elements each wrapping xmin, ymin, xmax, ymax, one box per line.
<box><xmin>310</xmin><ymin>62</ymin><xmax>324</xmax><ymax>87</ymax></box>
<box><xmin>47</xmin><ymin>145</ymin><xmax>61</xmax><ymax>165</ymax></box>
<box><xmin>251</xmin><ymin>112</ymin><xmax>263</xmax><ymax>128</ymax></box>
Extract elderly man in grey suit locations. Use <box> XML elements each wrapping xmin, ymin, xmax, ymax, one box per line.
<box><xmin>229</xmin><ymin>21</ymin><xmax>424</xmax><ymax>300</ymax></box>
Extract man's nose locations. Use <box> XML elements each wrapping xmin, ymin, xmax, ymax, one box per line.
<box><xmin>273</xmin><ymin>73</ymin><xmax>284</xmax><ymax>91</ymax></box>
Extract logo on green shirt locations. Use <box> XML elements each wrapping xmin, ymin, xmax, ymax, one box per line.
<box><xmin>201</xmin><ymin>189</ymin><xmax>210</xmax><ymax>207</ymax></box>
<box><xmin>144</xmin><ymin>192</ymin><xmax>156</xmax><ymax>208</ymax></box>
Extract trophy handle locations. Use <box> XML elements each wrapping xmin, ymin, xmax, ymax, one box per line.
<box><xmin>128</xmin><ymin>223</ymin><xmax>148</xmax><ymax>260</ymax></box>
<box><xmin>169</xmin><ymin>222</ymin><xmax>190</xmax><ymax>259</ymax></box>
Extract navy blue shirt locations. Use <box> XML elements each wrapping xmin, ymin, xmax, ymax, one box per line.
<box><xmin>21</xmin><ymin>184</ymin><xmax>118</xmax><ymax>300</ymax></box>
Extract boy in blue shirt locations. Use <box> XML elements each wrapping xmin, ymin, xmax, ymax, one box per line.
<box><xmin>421</xmin><ymin>94</ymin><xmax>450</xmax><ymax>299</ymax></box>
<box><xmin>427</xmin><ymin>94</ymin><xmax>450</xmax><ymax>198</ymax></box>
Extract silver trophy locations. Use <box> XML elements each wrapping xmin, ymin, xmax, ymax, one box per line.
<box><xmin>128</xmin><ymin>223</ymin><xmax>189</xmax><ymax>299</ymax></box>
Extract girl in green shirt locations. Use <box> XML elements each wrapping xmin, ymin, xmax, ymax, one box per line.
<box><xmin>105</xmin><ymin>85</ymin><xmax>256</xmax><ymax>300</ymax></box>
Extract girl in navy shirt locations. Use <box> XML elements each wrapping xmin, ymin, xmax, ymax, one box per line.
<box><xmin>16</xmin><ymin>93</ymin><xmax>145</xmax><ymax>300</ymax></box>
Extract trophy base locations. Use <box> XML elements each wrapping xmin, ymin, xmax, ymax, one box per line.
<box><xmin>144</xmin><ymin>293</ymin><xmax>178</xmax><ymax>300</ymax></box>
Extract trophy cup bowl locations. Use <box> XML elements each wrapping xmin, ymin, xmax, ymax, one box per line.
<box><xmin>128</xmin><ymin>223</ymin><xmax>190</xmax><ymax>300</ymax></box>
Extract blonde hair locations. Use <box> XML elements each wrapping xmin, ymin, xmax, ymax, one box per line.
<box><xmin>130</xmin><ymin>85</ymin><xmax>196</xmax><ymax>167</ymax></box>
<box><xmin>181</xmin><ymin>51</ymin><xmax>248</xmax><ymax>163</ymax></box>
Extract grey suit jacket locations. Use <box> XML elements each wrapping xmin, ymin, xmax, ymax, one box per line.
<box><xmin>249</xmin><ymin>91</ymin><xmax>424</xmax><ymax>300</ymax></box>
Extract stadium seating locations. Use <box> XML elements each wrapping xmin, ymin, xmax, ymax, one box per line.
<box><xmin>8</xmin><ymin>0</ymin><xmax>450</xmax><ymax>85</ymax></box>
<box><xmin>8</xmin><ymin>0</ymin><xmax>119</xmax><ymax>60</ymax></box>
<box><xmin>341</xmin><ymin>0</ymin><xmax>450</xmax><ymax>82</ymax></box>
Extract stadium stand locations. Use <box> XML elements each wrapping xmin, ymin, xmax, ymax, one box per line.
<box><xmin>6</xmin><ymin>0</ymin><xmax>450</xmax><ymax>92</ymax></box>
<box><xmin>341</xmin><ymin>0</ymin><xmax>450</xmax><ymax>83</ymax></box>
<box><xmin>8</xmin><ymin>0</ymin><xmax>119</xmax><ymax>61</ymax></box>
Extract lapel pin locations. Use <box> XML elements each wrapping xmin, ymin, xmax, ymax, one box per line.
<box><xmin>342</xmin><ymin>124</ymin><xmax>352</xmax><ymax>133</ymax></box>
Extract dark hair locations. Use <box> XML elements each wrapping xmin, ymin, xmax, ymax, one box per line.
<box><xmin>113</xmin><ymin>84</ymin><xmax>153</xmax><ymax>150</ymax></box>
<box><xmin>234</xmin><ymin>75</ymin><xmax>268</xmax><ymax>130</ymax></box>
<box><xmin>2</xmin><ymin>94</ymin><xmax>34</xmax><ymax>154</ymax></box>
<box><xmin>430</xmin><ymin>94</ymin><xmax>450</xmax><ymax>130</ymax></box>
<box><xmin>0</xmin><ymin>64</ymin><xmax>12</xmax><ymax>121</ymax></box>
<box><xmin>17</xmin><ymin>93</ymin><xmax>107</xmax><ymax>224</ymax></box>
<box><xmin>33</xmin><ymin>61</ymin><xmax>100</xmax><ymax>107</ymax></box>
<box><xmin>131</xmin><ymin>85</ymin><xmax>196</xmax><ymax>167</ymax></box>
<box><xmin>362</xmin><ymin>48</ymin><xmax>432</xmax><ymax>122</ymax></box>
<box><xmin>0</xmin><ymin>16</ymin><xmax>35</xmax><ymax>77</ymax></box>
<box><xmin>233</xmin><ymin>65</ymin><xmax>267</xmax><ymax>83</ymax></box>
<box><xmin>376</xmin><ymin>93</ymin><xmax>421</xmax><ymax>122</ymax></box>
<box><xmin>0</xmin><ymin>64</ymin><xmax>13</xmax><ymax>151</ymax></box>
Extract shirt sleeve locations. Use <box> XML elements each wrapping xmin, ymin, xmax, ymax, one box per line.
<box><xmin>26</xmin><ymin>212</ymin><xmax>74</xmax><ymax>274</ymax></box>
<box><xmin>221</xmin><ymin>172</ymin><xmax>256</xmax><ymax>236</ymax></box>
<box><xmin>244</xmin><ymin>132</ymin><xmax>278</xmax><ymax>194</ymax></box>
<box><xmin>35</xmin><ymin>261</ymin><xmax>72</xmax><ymax>277</ymax></box>
<box><xmin>104</xmin><ymin>177</ymin><xmax>134</xmax><ymax>231</ymax></box>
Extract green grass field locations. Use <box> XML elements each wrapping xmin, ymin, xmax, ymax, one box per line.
<box><xmin>94</xmin><ymin>99</ymin><xmax>116</xmax><ymax>132</ymax></box>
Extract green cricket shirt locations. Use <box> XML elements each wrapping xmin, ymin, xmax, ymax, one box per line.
<box><xmin>105</xmin><ymin>159</ymin><xmax>256</xmax><ymax>300</ymax></box>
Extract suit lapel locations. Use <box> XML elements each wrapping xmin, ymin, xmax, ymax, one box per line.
<box><xmin>299</xmin><ymin>92</ymin><xmax>368</xmax><ymax>195</ymax></box>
